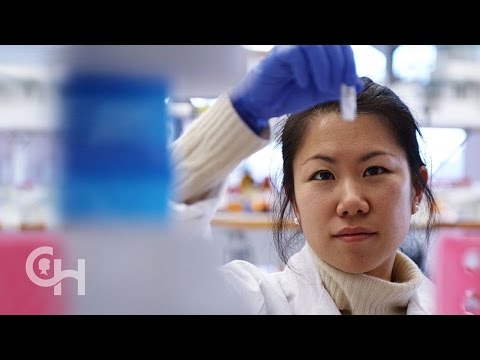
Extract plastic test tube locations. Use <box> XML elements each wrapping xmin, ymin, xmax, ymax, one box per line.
<box><xmin>340</xmin><ymin>84</ymin><xmax>357</xmax><ymax>122</ymax></box>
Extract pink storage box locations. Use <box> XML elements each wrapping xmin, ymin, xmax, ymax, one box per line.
<box><xmin>433</xmin><ymin>235</ymin><xmax>480</xmax><ymax>315</ymax></box>
<box><xmin>0</xmin><ymin>232</ymin><xmax>67</xmax><ymax>315</ymax></box>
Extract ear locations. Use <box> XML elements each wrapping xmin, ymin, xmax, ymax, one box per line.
<box><xmin>291</xmin><ymin>194</ymin><xmax>301</xmax><ymax>224</ymax></box>
<box><xmin>412</xmin><ymin>166</ymin><xmax>429</xmax><ymax>214</ymax></box>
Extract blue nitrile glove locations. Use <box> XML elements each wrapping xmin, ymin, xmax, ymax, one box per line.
<box><xmin>229</xmin><ymin>45</ymin><xmax>364</xmax><ymax>134</ymax></box>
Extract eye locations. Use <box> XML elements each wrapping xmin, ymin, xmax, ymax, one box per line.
<box><xmin>364</xmin><ymin>166</ymin><xmax>387</xmax><ymax>177</ymax></box>
<box><xmin>312</xmin><ymin>170</ymin><xmax>335</xmax><ymax>181</ymax></box>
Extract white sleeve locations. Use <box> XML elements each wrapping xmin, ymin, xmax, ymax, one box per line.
<box><xmin>168</xmin><ymin>181</ymin><xmax>226</xmax><ymax>241</ymax></box>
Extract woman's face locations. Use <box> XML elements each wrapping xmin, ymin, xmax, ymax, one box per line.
<box><xmin>292</xmin><ymin>112</ymin><xmax>426</xmax><ymax>280</ymax></box>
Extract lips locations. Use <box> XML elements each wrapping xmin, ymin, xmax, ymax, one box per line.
<box><xmin>333</xmin><ymin>227</ymin><xmax>377</xmax><ymax>242</ymax></box>
<box><xmin>335</xmin><ymin>227</ymin><xmax>375</xmax><ymax>236</ymax></box>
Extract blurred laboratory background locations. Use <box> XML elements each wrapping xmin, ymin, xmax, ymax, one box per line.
<box><xmin>1</xmin><ymin>45</ymin><xmax>480</xmax><ymax>276</ymax></box>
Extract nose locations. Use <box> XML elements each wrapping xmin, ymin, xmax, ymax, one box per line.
<box><xmin>336</xmin><ymin>180</ymin><xmax>370</xmax><ymax>217</ymax></box>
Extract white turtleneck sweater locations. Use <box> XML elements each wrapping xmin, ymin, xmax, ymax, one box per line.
<box><xmin>171</xmin><ymin>94</ymin><xmax>269</xmax><ymax>205</ymax></box>
<box><xmin>311</xmin><ymin>249</ymin><xmax>424</xmax><ymax>315</ymax></box>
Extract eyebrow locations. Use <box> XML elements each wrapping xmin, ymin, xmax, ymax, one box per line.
<box><xmin>302</xmin><ymin>151</ymin><xmax>396</xmax><ymax>166</ymax></box>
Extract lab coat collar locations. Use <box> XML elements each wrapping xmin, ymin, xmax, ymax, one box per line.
<box><xmin>278</xmin><ymin>244</ymin><xmax>341</xmax><ymax>315</ymax></box>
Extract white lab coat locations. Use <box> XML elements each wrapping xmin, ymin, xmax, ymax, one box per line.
<box><xmin>170</xmin><ymin>185</ymin><xmax>436</xmax><ymax>315</ymax></box>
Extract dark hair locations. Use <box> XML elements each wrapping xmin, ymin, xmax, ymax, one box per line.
<box><xmin>272</xmin><ymin>77</ymin><xmax>439</xmax><ymax>267</ymax></box>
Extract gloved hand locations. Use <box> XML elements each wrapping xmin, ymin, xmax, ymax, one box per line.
<box><xmin>229</xmin><ymin>45</ymin><xmax>364</xmax><ymax>134</ymax></box>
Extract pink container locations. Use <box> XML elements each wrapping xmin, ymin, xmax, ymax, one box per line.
<box><xmin>433</xmin><ymin>235</ymin><xmax>480</xmax><ymax>315</ymax></box>
<box><xmin>0</xmin><ymin>232</ymin><xmax>67</xmax><ymax>315</ymax></box>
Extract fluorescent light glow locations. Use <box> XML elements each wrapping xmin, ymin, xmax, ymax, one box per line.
<box><xmin>189</xmin><ymin>97</ymin><xmax>217</xmax><ymax>108</ymax></box>
<box><xmin>351</xmin><ymin>45</ymin><xmax>387</xmax><ymax>83</ymax></box>
<box><xmin>242</xmin><ymin>45</ymin><xmax>275</xmax><ymax>53</ymax></box>
<box><xmin>393</xmin><ymin>45</ymin><xmax>437</xmax><ymax>83</ymax></box>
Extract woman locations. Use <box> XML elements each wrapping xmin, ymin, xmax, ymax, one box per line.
<box><xmin>170</xmin><ymin>45</ymin><xmax>438</xmax><ymax>314</ymax></box>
